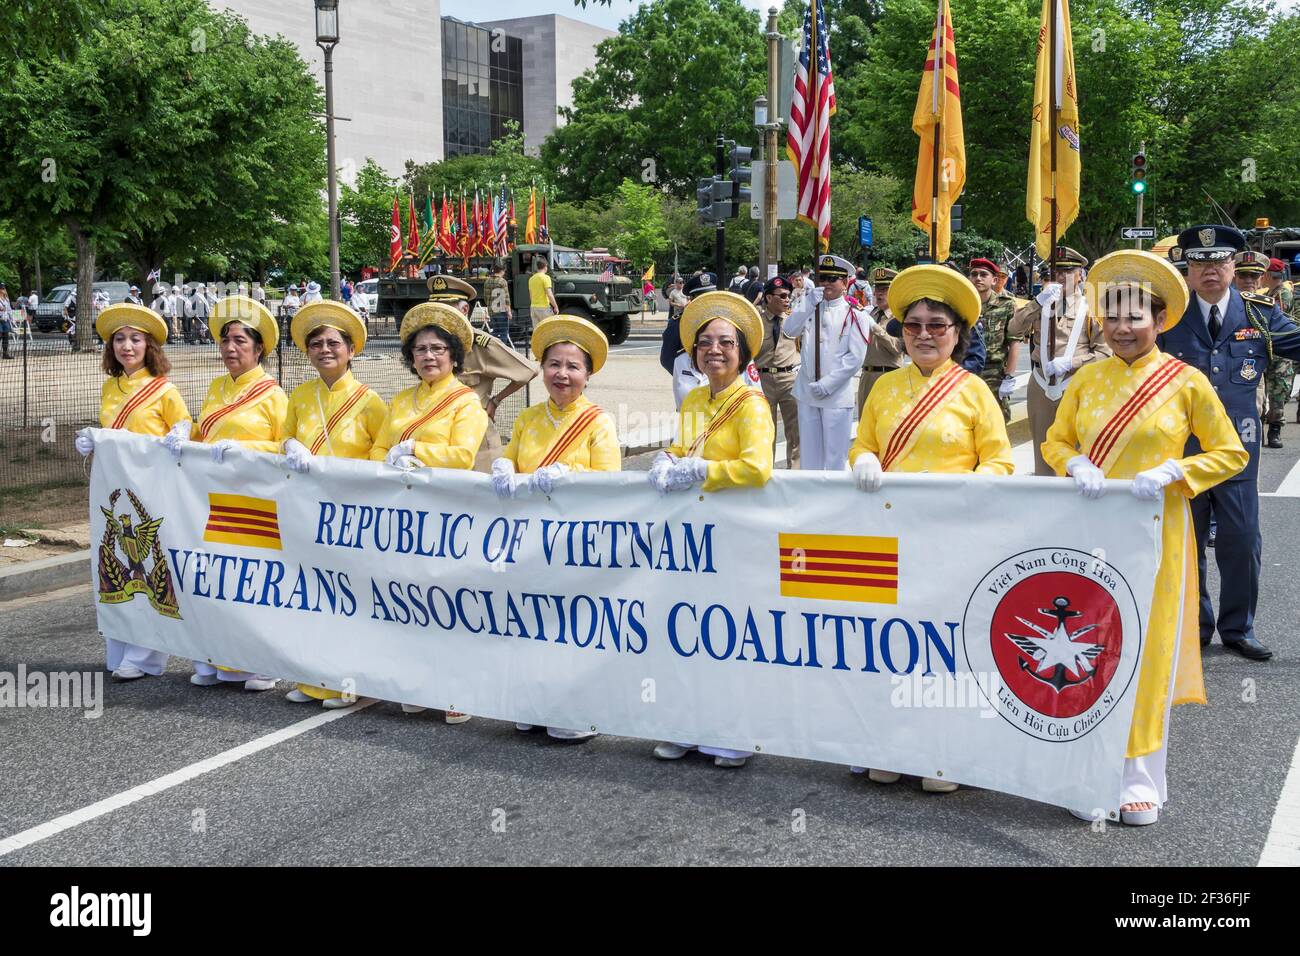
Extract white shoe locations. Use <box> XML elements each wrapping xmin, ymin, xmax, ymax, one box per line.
<box><xmin>922</xmin><ymin>777</ymin><xmax>959</xmax><ymax>793</ymax></box>
<box><xmin>547</xmin><ymin>727</ymin><xmax>596</xmax><ymax>741</ymax></box>
<box><xmin>1120</xmin><ymin>803</ymin><xmax>1159</xmax><ymax>826</ymax></box>
<box><xmin>653</xmin><ymin>742</ymin><xmax>694</xmax><ymax>760</ymax></box>
<box><xmin>444</xmin><ymin>711</ymin><xmax>471</xmax><ymax>724</ymax></box>
<box><xmin>867</xmin><ymin>769</ymin><xmax>901</xmax><ymax>784</ymax></box>
<box><xmin>400</xmin><ymin>703</ymin><xmax>427</xmax><ymax>714</ymax></box>
<box><xmin>285</xmin><ymin>689</ymin><xmax>313</xmax><ymax>703</ymax></box>
<box><xmin>321</xmin><ymin>696</ymin><xmax>357</xmax><ymax>709</ymax></box>
<box><xmin>714</xmin><ymin>756</ymin><xmax>748</xmax><ymax>768</ymax></box>
<box><xmin>515</xmin><ymin>722</ymin><xmax>537</xmax><ymax>732</ymax></box>
<box><xmin>243</xmin><ymin>678</ymin><xmax>278</xmax><ymax>692</ymax></box>
<box><xmin>190</xmin><ymin>673</ymin><xmax>220</xmax><ymax>686</ymax></box>
<box><xmin>111</xmin><ymin>665</ymin><xmax>146</xmax><ymax>682</ymax></box>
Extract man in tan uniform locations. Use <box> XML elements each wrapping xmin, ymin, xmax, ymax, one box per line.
<box><xmin>855</xmin><ymin>267</ymin><xmax>905</xmax><ymax>416</ymax></box>
<box><xmin>426</xmin><ymin>275</ymin><xmax>539</xmax><ymax>472</ymax></box>
<box><xmin>754</xmin><ymin>275</ymin><xmax>800</xmax><ymax>468</ymax></box>
<box><xmin>1007</xmin><ymin>246</ymin><xmax>1110</xmax><ymax>475</ymax></box>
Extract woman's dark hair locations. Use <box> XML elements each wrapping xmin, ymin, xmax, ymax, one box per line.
<box><xmin>220</xmin><ymin>320</ymin><xmax>265</xmax><ymax>363</ymax></box>
<box><xmin>904</xmin><ymin>297</ymin><xmax>970</xmax><ymax>364</ymax></box>
<box><xmin>542</xmin><ymin>341</ymin><xmax>593</xmax><ymax>374</ymax></box>
<box><xmin>102</xmin><ymin>333</ymin><xmax>171</xmax><ymax>377</ymax></box>
<box><xmin>691</xmin><ymin>319</ymin><xmax>752</xmax><ymax>375</ymax></box>
<box><xmin>306</xmin><ymin>324</ymin><xmax>355</xmax><ymax>370</ymax></box>
<box><xmin>401</xmin><ymin>323</ymin><xmax>464</xmax><ymax>376</ymax></box>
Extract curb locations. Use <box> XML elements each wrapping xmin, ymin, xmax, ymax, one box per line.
<box><xmin>0</xmin><ymin>550</ymin><xmax>92</xmax><ymax>603</ymax></box>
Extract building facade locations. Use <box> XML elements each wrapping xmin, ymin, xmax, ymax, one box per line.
<box><xmin>441</xmin><ymin>17</ymin><xmax>524</xmax><ymax>157</ymax></box>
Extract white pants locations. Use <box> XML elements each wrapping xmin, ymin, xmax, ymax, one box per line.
<box><xmin>192</xmin><ymin>660</ymin><xmax>272</xmax><ymax>683</ymax></box>
<box><xmin>106</xmin><ymin>638</ymin><xmax>168</xmax><ymax>676</ymax></box>
<box><xmin>796</xmin><ymin>404</ymin><xmax>853</xmax><ymax>471</ymax></box>
<box><xmin>1119</xmin><ymin>623</ymin><xmax>1181</xmax><ymax>809</ymax></box>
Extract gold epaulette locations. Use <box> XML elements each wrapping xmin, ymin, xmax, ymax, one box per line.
<box><xmin>473</xmin><ymin>331</ymin><xmax>492</xmax><ymax>349</ymax></box>
<box><xmin>1242</xmin><ymin>292</ymin><xmax>1274</xmax><ymax>307</ymax></box>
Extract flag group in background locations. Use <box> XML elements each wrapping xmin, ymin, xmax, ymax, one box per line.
<box><xmin>910</xmin><ymin>0</ymin><xmax>965</xmax><ymax>263</ymax></box>
<box><xmin>788</xmin><ymin>0</ymin><xmax>836</xmax><ymax>252</ymax></box>
<box><xmin>539</xmin><ymin>192</ymin><xmax>549</xmax><ymax>243</ymax></box>
<box><xmin>1026</xmin><ymin>0</ymin><xmax>1080</xmax><ymax>258</ymax></box>
<box><xmin>419</xmin><ymin>193</ymin><xmax>437</xmax><ymax>265</ymax></box>
<box><xmin>525</xmin><ymin>187</ymin><xmax>538</xmax><ymax>245</ymax></box>
<box><xmin>388</xmin><ymin>196</ymin><xmax>402</xmax><ymax>271</ymax></box>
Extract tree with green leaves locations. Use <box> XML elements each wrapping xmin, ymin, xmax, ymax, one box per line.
<box><xmin>340</xmin><ymin>160</ymin><xmax>400</xmax><ymax>276</ymax></box>
<box><xmin>611</xmin><ymin>180</ymin><xmax>670</xmax><ymax>267</ymax></box>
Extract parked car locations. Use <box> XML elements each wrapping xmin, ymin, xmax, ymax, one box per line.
<box><xmin>34</xmin><ymin>281</ymin><xmax>131</xmax><ymax>332</ymax></box>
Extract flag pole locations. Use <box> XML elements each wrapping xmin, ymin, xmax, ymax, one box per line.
<box><xmin>809</xmin><ymin>0</ymin><xmax>820</xmax><ymax>258</ymax></box>
<box><xmin>1049</xmin><ymin>0</ymin><xmax>1058</xmax><ymax>276</ymax></box>
<box><xmin>930</xmin><ymin>0</ymin><xmax>942</xmax><ymax>262</ymax></box>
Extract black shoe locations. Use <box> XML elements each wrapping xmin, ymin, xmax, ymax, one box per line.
<box><xmin>1265</xmin><ymin>424</ymin><xmax>1282</xmax><ymax>449</ymax></box>
<box><xmin>1222</xmin><ymin>636</ymin><xmax>1273</xmax><ymax>661</ymax></box>
<box><xmin>1207</xmin><ymin>528</ymin><xmax>1216</xmax><ymax>548</ymax></box>
<box><xmin>1200</xmin><ymin>632</ymin><xmax>1212</xmax><ymax>648</ymax></box>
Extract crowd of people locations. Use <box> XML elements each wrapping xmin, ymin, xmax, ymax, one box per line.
<box><xmin>74</xmin><ymin>222</ymin><xmax>1299</xmax><ymax>827</ymax></box>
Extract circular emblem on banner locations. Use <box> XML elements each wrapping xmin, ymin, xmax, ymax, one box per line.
<box><xmin>962</xmin><ymin>548</ymin><xmax>1142</xmax><ymax>743</ymax></box>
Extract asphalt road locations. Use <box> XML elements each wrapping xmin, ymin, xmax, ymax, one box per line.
<box><xmin>2</xmin><ymin>427</ymin><xmax>1298</xmax><ymax>866</ymax></box>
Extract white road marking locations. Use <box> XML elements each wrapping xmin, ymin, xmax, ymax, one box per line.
<box><xmin>0</xmin><ymin>699</ymin><xmax>376</xmax><ymax>858</ymax></box>
<box><xmin>1012</xmin><ymin>439</ymin><xmax>1036</xmax><ymax>475</ymax></box>
<box><xmin>1261</xmin><ymin>456</ymin><xmax>1300</xmax><ymax>498</ymax></box>
<box><xmin>1259</xmin><ymin>731</ymin><xmax>1300</xmax><ymax>866</ymax></box>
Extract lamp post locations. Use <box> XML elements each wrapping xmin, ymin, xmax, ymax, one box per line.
<box><xmin>315</xmin><ymin>0</ymin><xmax>341</xmax><ymax>299</ymax></box>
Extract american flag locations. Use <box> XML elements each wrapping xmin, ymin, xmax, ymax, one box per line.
<box><xmin>494</xmin><ymin>186</ymin><xmax>509</xmax><ymax>256</ymax></box>
<box><xmin>787</xmin><ymin>0</ymin><xmax>836</xmax><ymax>252</ymax></box>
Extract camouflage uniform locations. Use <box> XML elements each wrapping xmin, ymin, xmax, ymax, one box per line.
<box><xmin>1263</xmin><ymin>283</ymin><xmax>1296</xmax><ymax>429</ymax></box>
<box><xmin>977</xmin><ymin>290</ymin><xmax>1021</xmax><ymax>422</ymax></box>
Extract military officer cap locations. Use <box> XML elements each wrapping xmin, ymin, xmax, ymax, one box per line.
<box><xmin>762</xmin><ymin>275</ymin><xmax>793</xmax><ymax>296</ymax></box>
<box><xmin>816</xmin><ymin>254</ymin><xmax>854</xmax><ymax>280</ymax></box>
<box><xmin>1233</xmin><ymin>251</ymin><xmax>1269</xmax><ymax>275</ymax></box>
<box><xmin>871</xmin><ymin>266</ymin><xmax>898</xmax><ymax>286</ymax></box>
<box><xmin>682</xmin><ymin>272</ymin><xmax>717</xmax><ymax>299</ymax></box>
<box><xmin>1050</xmin><ymin>246</ymin><xmax>1089</xmax><ymax>268</ymax></box>
<box><xmin>1176</xmin><ymin>224</ymin><xmax>1245</xmax><ymax>262</ymax></box>
<box><xmin>1267</xmin><ymin>257</ymin><xmax>1287</xmax><ymax>275</ymax></box>
<box><xmin>426</xmin><ymin>273</ymin><xmax>478</xmax><ymax>304</ymax></box>
<box><xmin>968</xmin><ymin>257</ymin><xmax>1002</xmax><ymax>276</ymax></box>
<box><xmin>1167</xmin><ymin>245</ymin><xmax>1189</xmax><ymax>275</ymax></box>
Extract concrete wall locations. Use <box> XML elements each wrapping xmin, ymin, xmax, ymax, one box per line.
<box><xmin>216</xmin><ymin>0</ymin><xmax>444</xmax><ymax>179</ymax></box>
<box><xmin>481</xmin><ymin>14</ymin><xmax>614</xmax><ymax>155</ymax></box>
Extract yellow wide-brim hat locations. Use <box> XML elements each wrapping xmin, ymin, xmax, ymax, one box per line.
<box><xmin>291</xmin><ymin>300</ymin><xmax>368</xmax><ymax>355</ymax></box>
<box><xmin>531</xmin><ymin>314</ymin><xmax>609</xmax><ymax>375</ymax></box>
<box><xmin>1085</xmin><ymin>250</ymin><xmax>1189</xmax><ymax>332</ymax></box>
<box><xmin>399</xmin><ymin>301</ymin><xmax>474</xmax><ymax>355</ymax></box>
<box><xmin>887</xmin><ymin>264</ymin><xmax>982</xmax><ymax>328</ymax></box>
<box><xmin>209</xmin><ymin>296</ymin><xmax>279</xmax><ymax>354</ymax></box>
<box><xmin>679</xmin><ymin>291</ymin><xmax>764</xmax><ymax>356</ymax></box>
<box><xmin>95</xmin><ymin>302</ymin><xmax>168</xmax><ymax>346</ymax></box>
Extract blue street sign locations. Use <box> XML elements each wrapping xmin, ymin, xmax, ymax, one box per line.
<box><xmin>858</xmin><ymin>216</ymin><xmax>873</xmax><ymax>248</ymax></box>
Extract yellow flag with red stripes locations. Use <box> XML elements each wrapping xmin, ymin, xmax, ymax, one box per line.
<box><xmin>203</xmin><ymin>493</ymin><xmax>282</xmax><ymax>550</ymax></box>
<box><xmin>778</xmin><ymin>533</ymin><xmax>899</xmax><ymax>604</ymax></box>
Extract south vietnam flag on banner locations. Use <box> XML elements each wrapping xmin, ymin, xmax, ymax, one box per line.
<box><xmin>204</xmin><ymin>494</ymin><xmax>282</xmax><ymax>550</ymax></box>
<box><xmin>1026</xmin><ymin>0</ymin><xmax>1081</xmax><ymax>258</ymax></box>
<box><xmin>910</xmin><ymin>0</ymin><xmax>965</xmax><ymax>263</ymax></box>
<box><xmin>778</xmin><ymin>533</ymin><xmax>899</xmax><ymax>604</ymax></box>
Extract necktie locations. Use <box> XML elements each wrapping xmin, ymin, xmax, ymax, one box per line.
<box><xmin>1209</xmin><ymin>304</ymin><xmax>1221</xmax><ymax>340</ymax></box>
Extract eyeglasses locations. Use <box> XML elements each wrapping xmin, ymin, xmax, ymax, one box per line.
<box><xmin>817</xmin><ymin>276</ymin><xmax>842</xmax><ymax>283</ymax></box>
<box><xmin>696</xmin><ymin>337</ymin><xmax>739</xmax><ymax>351</ymax></box>
<box><xmin>902</xmin><ymin>321</ymin><xmax>956</xmax><ymax>336</ymax></box>
<box><xmin>968</xmin><ymin>270</ymin><xmax>993</xmax><ymax>280</ymax></box>
<box><xmin>307</xmin><ymin>339</ymin><xmax>345</xmax><ymax>351</ymax></box>
<box><xmin>412</xmin><ymin>344</ymin><xmax>450</xmax><ymax>357</ymax></box>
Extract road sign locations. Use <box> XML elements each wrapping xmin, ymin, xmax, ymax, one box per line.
<box><xmin>1121</xmin><ymin>226</ymin><xmax>1156</xmax><ymax>240</ymax></box>
<box><xmin>858</xmin><ymin>216</ymin><xmax>873</xmax><ymax>247</ymax></box>
<box><xmin>749</xmin><ymin>161</ymin><xmax>797</xmax><ymax>221</ymax></box>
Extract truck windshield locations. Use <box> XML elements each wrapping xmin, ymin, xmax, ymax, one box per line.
<box><xmin>552</xmin><ymin>251</ymin><xmax>588</xmax><ymax>272</ymax></box>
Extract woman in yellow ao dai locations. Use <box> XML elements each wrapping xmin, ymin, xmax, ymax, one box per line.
<box><xmin>1042</xmin><ymin>251</ymin><xmax>1246</xmax><ymax>827</ymax></box>
<box><xmin>281</xmin><ymin>302</ymin><xmax>388</xmax><ymax>708</ymax></box>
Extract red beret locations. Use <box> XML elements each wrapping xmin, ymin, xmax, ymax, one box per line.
<box><xmin>1268</xmin><ymin>258</ymin><xmax>1286</xmax><ymax>274</ymax></box>
<box><xmin>968</xmin><ymin>258</ymin><xmax>1002</xmax><ymax>275</ymax></box>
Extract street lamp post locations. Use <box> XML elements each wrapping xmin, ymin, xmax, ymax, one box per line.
<box><xmin>315</xmin><ymin>0</ymin><xmax>341</xmax><ymax>300</ymax></box>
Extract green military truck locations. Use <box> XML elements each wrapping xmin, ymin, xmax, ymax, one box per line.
<box><xmin>375</xmin><ymin>244</ymin><xmax>640</xmax><ymax>345</ymax></box>
<box><xmin>1243</xmin><ymin>221</ymin><xmax>1300</xmax><ymax>278</ymax></box>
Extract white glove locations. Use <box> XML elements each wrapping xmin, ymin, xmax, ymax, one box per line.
<box><xmin>75</xmin><ymin>428</ymin><xmax>95</xmax><ymax>457</ymax></box>
<box><xmin>663</xmin><ymin>456</ymin><xmax>708</xmax><ymax>492</ymax></box>
<box><xmin>384</xmin><ymin>439</ymin><xmax>415</xmax><ymax>467</ymax></box>
<box><xmin>491</xmin><ymin>458</ymin><xmax>527</xmax><ymax>499</ymax></box>
<box><xmin>1131</xmin><ymin>459</ymin><xmax>1184</xmax><ymax>499</ymax></box>
<box><xmin>282</xmin><ymin>438</ymin><xmax>312</xmax><ymax>474</ymax></box>
<box><xmin>997</xmin><ymin>377</ymin><xmax>1017</xmax><ymax>399</ymax></box>
<box><xmin>529</xmin><ymin>462</ymin><xmax>570</xmax><ymax>495</ymax></box>
<box><xmin>811</xmin><ymin>286</ymin><xmax>825</xmax><ymax>305</ymax></box>
<box><xmin>809</xmin><ymin>380</ymin><xmax>829</xmax><ymax>400</ymax></box>
<box><xmin>209</xmin><ymin>439</ymin><xmax>238</xmax><ymax>464</ymax></box>
<box><xmin>648</xmin><ymin>450</ymin><xmax>675</xmax><ymax>493</ymax></box>
<box><xmin>1035</xmin><ymin>282</ymin><xmax>1063</xmax><ymax>309</ymax></box>
<box><xmin>160</xmin><ymin>420</ymin><xmax>191</xmax><ymax>459</ymax></box>
<box><xmin>853</xmin><ymin>452</ymin><xmax>883</xmax><ymax>492</ymax></box>
<box><xmin>1066</xmin><ymin>454</ymin><xmax>1106</xmax><ymax>499</ymax></box>
<box><xmin>1046</xmin><ymin>356</ymin><xmax>1074</xmax><ymax>378</ymax></box>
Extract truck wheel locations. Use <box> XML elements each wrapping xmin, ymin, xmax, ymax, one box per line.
<box><xmin>607</xmin><ymin>316</ymin><xmax>630</xmax><ymax>346</ymax></box>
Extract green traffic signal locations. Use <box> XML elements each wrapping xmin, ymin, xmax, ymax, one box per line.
<box><xmin>1131</xmin><ymin>180</ymin><xmax>1146</xmax><ymax>194</ymax></box>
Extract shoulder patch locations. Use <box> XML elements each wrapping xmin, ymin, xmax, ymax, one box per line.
<box><xmin>473</xmin><ymin>332</ymin><xmax>492</xmax><ymax>348</ymax></box>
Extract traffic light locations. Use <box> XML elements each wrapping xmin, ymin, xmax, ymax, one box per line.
<box><xmin>696</xmin><ymin>176</ymin><xmax>733</xmax><ymax>223</ymax></box>
<box><xmin>951</xmin><ymin>203</ymin><xmax>963</xmax><ymax>233</ymax></box>
<box><xmin>1130</xmin><ymin>152</ymin><xmax>1147</xmax><ymax>194</ymax></box>
<box><xmin>728</xmin><ymin>145</ymin><xmax>754</xmax><ymax>219</ymax></box>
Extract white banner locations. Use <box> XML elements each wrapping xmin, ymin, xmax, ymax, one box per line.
<box><xmin>89</xmin><ymin>429</ymin><xmax>1163</xmax><ymax>812</ymax></box>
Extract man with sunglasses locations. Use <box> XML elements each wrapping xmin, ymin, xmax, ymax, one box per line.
<box><xmin>755</xmin><ymin>275</ymin><xmax>800</xmax><ymax>468</ymax></box>
<box><xmin>969</xmin><ymin>258</ymin><xmax>1022</xmax><ymax>422</ymax></box>
<box><xmin>1008</xmin><ymin>246</ymin><xmax>1110</xmax><ymax>474</ymax></box>
<box><xmin>782</xmin><ymin>254</ymin><xmax>870</xmax><ymax>470</ymax></box>
<box><xmin>1158</xmin><ymin>224</ymin><xmax>1300</xmax><ymax>662</ymax></box>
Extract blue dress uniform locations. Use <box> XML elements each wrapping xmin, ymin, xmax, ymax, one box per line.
<box><xmin>1158</xmin><ymin>225</ymin><xmax>1300</xmax><ymax>661</ymax></box>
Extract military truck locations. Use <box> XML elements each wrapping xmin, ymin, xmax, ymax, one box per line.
<box><xmin>375</xmin><ymin>244</ymin><xmax>640</xmax><ymax>345</ymax></box>
<box><xmin>1243</xmin><ymin>220</ymin><xmax>1300</xmax><ymax>276</ymax></box>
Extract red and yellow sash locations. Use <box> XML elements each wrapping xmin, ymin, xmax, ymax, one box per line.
<box><xmin>538</xmin><ymin>404</ymin><xmax>604</xmax><ymax>469</ymax></box>
<box><xmin>196</xmin><ymin>378</ymin><xmax>278</xmax><ymax>441</ymax></box>
<box><xmin>1086</xmin><ymin>356</ymin><xmax>1193</xmax><ymax>471</ymax></box>
<box><xmin>880</xmin><ymin>365</ymin><xmax>970</xmax><ymax>471</ymax></box>
<box><xmin>686</xmin><ymin>388</ymin><xmax>765</xmax><ymax>458</ymax></box>
<box><xmin>109</xmin><ymin>376</ymin><xmax>171</xmax><ymax>430</ymax></box>
<box><xmin>309</xmin><ymin>383</ymin><xmax>373</xmax><ymax>455</ymax></box>
<box><xmin>399</xmin><ymin>386</ymin><xmax>473</xmax><ymax>443</ymax></box>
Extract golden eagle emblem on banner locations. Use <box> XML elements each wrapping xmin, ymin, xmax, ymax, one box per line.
<box><xmin>96</xmin><ymin>488</ymin><xmax>181</xmax><ymax>619</ymax></box>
